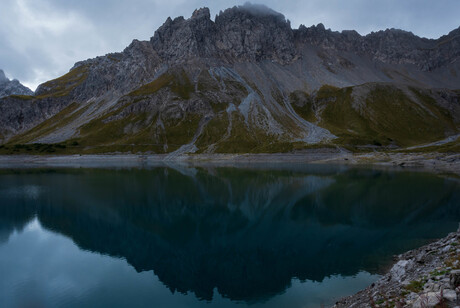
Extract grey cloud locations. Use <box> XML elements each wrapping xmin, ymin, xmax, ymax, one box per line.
<box><xmin>0</xmin><ymin>0</ymin><xmax>459</xmax><ymax>90</ymax></box>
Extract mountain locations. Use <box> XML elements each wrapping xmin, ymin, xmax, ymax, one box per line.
<box><xmin>0</xmin><ymin>3</ymin><xmax>459</xmax><ymax>154</ymax></box>
<box><xmin>0</xmin><ymin>69</ymin><xmax>33</xmax><ymax>99</ymax></box>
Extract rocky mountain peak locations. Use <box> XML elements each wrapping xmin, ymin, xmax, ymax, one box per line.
<box><xmin>437</xmin><ymin>26</ymin><xmax>460</xmax><ymax>45</ymax></box>
<box><xmin>216</xmin><ymin>3</ymin><xmax>287</xmax><ymax>22</ymax></box>
<box><xmin>0</xmin><ymin>69</ymin><xmax>33</xmax><ymax>98</ymax></box>
<box><xmin>214</xmin><ymin>3</ymin><xmax>291</xmax><ymax>36</ymax></box>
<box><xmin>150</xmin><ymin>3</ymin><xmax>296</xmax><ymax>64</ymax></box>
<box><xmin>150</xmin><ymin>8</ymin><xmax>215</xmax><ymax>61</ymax></box>
<box><xmin>191</xmin><ymin>7</ymin><xmax>210</xmax><ymax>20</ymax></box>
<box><xmin>365</xmin><ymin>28</ymin><xmax>424</xmax><ymax>45</ymax></box>
<box><xmin>316</xmin><ymin>23</ymin><xmax>326</xmax><ymax>31</ymax></box>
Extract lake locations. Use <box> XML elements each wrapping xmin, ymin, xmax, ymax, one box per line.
<box><xmin>0</xmin><ymin>163</ymin><xmax>459</xmax><ymax>308</ymax></box>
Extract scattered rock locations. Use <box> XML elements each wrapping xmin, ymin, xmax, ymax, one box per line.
<box><xmin>443</xmin><ymin>288</ymin><xmax>457</xmax><ymax>302</ymax></box>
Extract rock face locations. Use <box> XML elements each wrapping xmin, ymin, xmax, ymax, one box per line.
<box><xmin>0</xmin><ymin>69</ymin><xmax>33</xmax><ymax>98</ymax></box>
<box><xmin>159</xmin><ymin>7</ymin><xmax>282</xmax><ymax>64</ymax></box>
<box><xmin>151</xmin><ymin>5</ymin><xmax>296</xmax><ymax>64</ymax></box>
<box><xmin>0</xmin><ymin>4</ymin><xmax>459</xmax><ymax>152</ymax></box>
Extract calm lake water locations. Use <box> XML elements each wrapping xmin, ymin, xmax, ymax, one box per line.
<box><xmin>0</xmin><ymin>164</ymin><xmax>459</xmax><ymax>308</ymax></box>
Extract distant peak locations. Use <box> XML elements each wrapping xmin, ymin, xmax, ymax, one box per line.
<box><xmin>239</xmin><ymin>2</ymin><xmax>281</xmax><ymax>16</ymax></box>
<box><xmin>0</xmin><ymin>69</ymin><xmax>33</xmax><ymax>98</ymax></box>
<box><xmin>369</xmin><ymin>28</ymin><xmax>415</xmax><ymax>37</ymax></box>
<box><xmin>386</xmin><ymin>28</ymin><xmax>413</xmax><ymax>34</ymax></box>
<box><xmin>217</xmin><ymin>2</ymin><xmax>287</xmax><ymax>23</ymax></box>
<box><xmin>191</xmin><ymin>7</ymin><xmax>210</xmax><ymax>20</ymax></box>
<box><xmin>316</xmin><ymin>23</ymin><xmax>326</xmax><ymax>31</ymax></box>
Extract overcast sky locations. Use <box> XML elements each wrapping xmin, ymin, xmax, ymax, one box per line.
<box><xmin>1</xmin><ymin>0</ymin><xmax>459</xmax><ymax>91</ymax></box>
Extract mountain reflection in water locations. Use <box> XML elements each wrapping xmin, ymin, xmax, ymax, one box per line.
<box><xmin>0</xmin><ymin>164</ymin><xmax>459</xmax><ymax>306</ymax></box>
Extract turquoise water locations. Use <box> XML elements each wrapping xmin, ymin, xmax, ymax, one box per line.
<box><xmin>0</xmin><ymin>164</ymin><xmax>459</xmax><ymax>307</ymax></box>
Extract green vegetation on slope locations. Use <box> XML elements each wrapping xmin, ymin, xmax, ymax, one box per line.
<box><xmin>292</xmin><ymin>84</ymin><xmax>458</xmax><ymax>149</ymax></box>
<box><xmin>128</xmin><ymin>74</ymin><xmax>174</xmax><ymax>97</ymax></box>
<box><xmin>319</xmin><ymin>86</ymin><xmax>384</xmax><ymax>146</ymax></box>
<box><xmin>213</xmin><ymin>113</ymin><xmax>261</xmax><ymax>153</ymax></box>
<box><xmin>195</xmin><ymin>109</ymin><xmax>316</xmax><ymax>154</ymax></box>
<box><xmin>364</xmin><ymin>86</ymin><xmax>455</xmax><ymax>146</ymax></box>
<box><xmin>195</xmin><ymin>113</ymin><xmax>229</xmax><ymax>152</ymax></box>
<box><xmin>290</xmin><ymin>91</ymin><xmax>317</xmax><ymax>123</ymax></box>
<box><xmin>75</xmin><ymin>109</ymin><xmax>202</xmax><ymax>154</ymax></box>
<box><xmin>35</xmin><ymin>65</ymin><xmax>89</xmax><ymax>98</ymax></box>
<box><xmin>128</xmin><ymin>71</ymin><xmax>194</xmax><ymax>99</ymax></box>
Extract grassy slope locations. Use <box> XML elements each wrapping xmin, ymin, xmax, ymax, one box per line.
<box><xmin>293</xmin><ymin>84</ymin><xmax>458</xmax><ymax>149</ymax></box>
<box><xmin>69</xmin><ymin>70</ymin><xmax>202</xmax><ymax>154</ymax></box>
<box><xmin>35</xmin><ymin>66</ymin><xmax>89</xmax><ymax>99</ymax></box>
<box><xmin>2</xmin><ymin>71</ymin><xmax>459</xmax><ymax>154</ymax></box>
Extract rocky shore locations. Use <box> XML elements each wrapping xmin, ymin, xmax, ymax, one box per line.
<box><xmin>334</xmin><ymin>227</ymin><xmax>460</xmax><ymax>308</ymax></box>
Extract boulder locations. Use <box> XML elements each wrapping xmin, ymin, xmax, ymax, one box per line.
<box><xmin>450</xmin><ymin>269</ymin><xmax>460</xmax><ymax>288</ymax></box>
<box><xmin>443</xmin><ymin>289</ymin><xmax>457</xmax><ymax>302</ymax></box>
<box><xmin>411</xmin><ymin>292</ymin><xmax>440</xmax><ymax>308</ymax></box>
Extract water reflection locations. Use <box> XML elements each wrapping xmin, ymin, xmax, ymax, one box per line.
<box><xmin>0</xmin><ymin>165</ymin><xmax>459</xmax><ymax>305</ymax></box>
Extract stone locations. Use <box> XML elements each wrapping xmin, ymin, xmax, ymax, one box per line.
<box><xmin>441</xmin><ymin>245</ymin><xmax>452</xmax><ymax>253</ymax></box>
<box><xmin>411</xmin><ymin>292</ymin><xmax>440</xmax><ymax>308</ymax></box>
<box><xmin>390</xmin><ymin>260</ymin><xmax>412</xmax><ymax>282</ymax></box>
<box><xmin>443</xmin><ymin>289</ymin><xmax>457</xmax><ymax>302</ymax></box>
<box><xmin>451</xmin><ymin>270</ymin><xmax>460</xmax><ymax>288</ymax></box>
<box><xmin>423</xmin><ymin>282</ymin><xmax>434</xmax><ymax>292</ymax></box>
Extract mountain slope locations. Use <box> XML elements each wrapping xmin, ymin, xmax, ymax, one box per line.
<box><xmin>0</xmin><ymin>4</ymin><xmax>459</xmax><ymax>153</ymax></box>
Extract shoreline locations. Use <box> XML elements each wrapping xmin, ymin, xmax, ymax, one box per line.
<box><xmin>0</xmin><ymin>151</ymin><xmax>458</xmax><ymax>175</ymax></box>
<box><xmin>334</xmin><ymin>227</ymin><xmax>460</xmax><ymax>307</ymax></box>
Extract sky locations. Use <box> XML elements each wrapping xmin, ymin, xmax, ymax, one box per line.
<box><xmin>0</xmin><ymin>0</ymin><xmax>459</xmax><ymax>91</ymax></box>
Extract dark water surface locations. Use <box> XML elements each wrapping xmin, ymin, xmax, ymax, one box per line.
<box><xmin>0</xmin><ymin>164</ymin><xmax>459</xmax><ymax>308</ymax></box>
